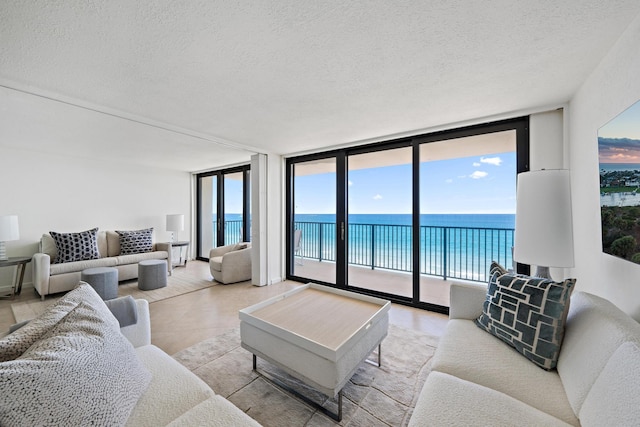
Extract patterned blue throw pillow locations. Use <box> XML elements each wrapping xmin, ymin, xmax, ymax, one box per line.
<box><xmin>116</xmin><ymin>228</ymin><xmax>153</xmax><ymax>255</ymax></box>
<box><xmin>475</xmin><ymin>261</ymin><xmax>576</xmax><ymax>370</ymax></box>
<box><xmin>49</xmin><ymin>228</ymin><xmax>100</xmax><ymax>264</ymax></box>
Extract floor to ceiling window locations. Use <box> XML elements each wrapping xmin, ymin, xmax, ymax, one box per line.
<box><xmin>196</xmin><ymin>165</ymin><xmax>251</xmax><ymax>261</ymax></box>
<box><xmin>290</xmin><ymin>157</ymin><xmax>338</xmax><ymax>284</ymax></box>
<box><xmin>286</xmin><ymin>117</ymin><xmax>529</xmax><ymax>312</ymax></box>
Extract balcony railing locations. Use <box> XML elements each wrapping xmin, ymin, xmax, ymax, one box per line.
<box><xmin>294</xmin><ymin>221</ymin><xmax>514</xmax><ymax>283</ymax></box>
<box><xmin>211</xmin><ymin>219</ymin><xmax>244</xmax><ymax>246</ymax></box>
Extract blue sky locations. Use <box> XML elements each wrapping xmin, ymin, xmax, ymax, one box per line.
<box><xmin>295</xmin><ymin>151</ymin><xmax>516</xmax><ymax>214</ymax></box>
<box><xmin>599</xmin><ymin>100</ymin><xmax>640</xmax><ymax>140</ymax></box>
<box><xmin>598</xmin><ymin>99</ymin><xmax>640</xmax><ymax>163</ymax></box>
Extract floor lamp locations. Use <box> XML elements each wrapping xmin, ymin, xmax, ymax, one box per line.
<box><xmin>513</xmin><ymin>170</ymin><xmax>574</xmax><ymax>279</ymax></box>
<box><xmin>0</xmin><ymin>215</ymin><xmax>20</xmax><ymax>261</ymax></box>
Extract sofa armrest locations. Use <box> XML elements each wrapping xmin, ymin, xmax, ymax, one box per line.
<box><xmin>155</xmin><ymin>242</ymin><xmax>173</xmax><ymax>272</ymax></box>
<box><xmin>449</xmin><ymin>282</ymin><xmax>488</xmax><ymax>320</ymax></box>
<box><xmin>32</xmin><ymin>253</ymin><xmax>51</xmax><ymax>300</ymax></box>
<box><xmin>120</xmin><ymin>299</ymin><xmax>151</xmax><ymax>348</ymax></box>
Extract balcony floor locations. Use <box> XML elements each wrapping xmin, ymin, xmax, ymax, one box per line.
<box><xmin>292</xmin><ymin>258</ymin><xmax>474</xmax><ymax>307</ymax></box>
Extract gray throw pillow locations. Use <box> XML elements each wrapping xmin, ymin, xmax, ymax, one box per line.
<box><xmin>475</xmin><ymin>261</ymin><xmax>576</xmax><ymax>370</ymax></box>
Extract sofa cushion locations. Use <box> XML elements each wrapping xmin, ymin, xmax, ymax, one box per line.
<box><xmin>0</xmin><ymin>282</ymin><xmax>117</xmax><ymax>362</ymax></box>
<box><xmin>579</xmin><ymin>341</ymin><xmax>640</xmax><ymax>426</ymax></box>
<box><xmin>49</xmin><ymin>256</ymin><xmax>118</xmax><ymax>275</ymax></box>
<box><xmin>475</xmin><ymin>262</ymin><xmax>575</xmax><ymax>370</ymax></box>
<box><xmin>117</xmin><ymin>228</ymin><xmax>154</xmax><ymax>255</ymax></box>
<box><xmin>557</xmin><ymin>291</ymin><xmax>640</xmax><ymax>416</ymax></box>
<box><xmin>126</xmin><ymin>345</ymin><xmax>215</xmax><ymax>426</ymax></box>
<box><xmin>50</xmin><ymin>227</ymin><xmax>100</xmax><ymax>264</ymax></box>
<box><xmin>409</xmin><ymin>371</ymin><xmax>572</xmax><ymax>427</ymax></box>
<box><xmin>115</xmin><ymin>250</ymin><xmax>168</xmax><ymax>266</ymax></box>
<box><xmin>0</xmin><ymin>300</ymin><xmax>151</xmax><ymax>426</ymax></box>
<box><xmin>431</xmin><ymin>319</ymin><xmax>579</xmax><ymax>426</ymax></box>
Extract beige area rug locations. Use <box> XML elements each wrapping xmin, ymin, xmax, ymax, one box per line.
<box><xmin>173</xmin><ymin>325</ymin><xmax>439</xmax><ymax>426</ymax></box>
<box><xmin>11</xmin><ymin>277</ymin><xmax>216</xmax><ymax>324</ymax></box>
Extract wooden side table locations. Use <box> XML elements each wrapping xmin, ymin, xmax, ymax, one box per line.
<box><xmin>0</xmin><ymin>256</ymin><xmax>32</xmax><ymax>299</ymax></box>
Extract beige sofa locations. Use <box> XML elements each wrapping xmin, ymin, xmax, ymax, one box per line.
<box><xmin>209</xmin><ymin>242</ymin><xmax>252</xmax><ymax>284</ymax></box>
<box><xmin>410</xmin><ymin>282</ymin><xmax>640</xmax><ymax>426</ymax></box>
<box><xmin>33</xmin><ymin>231</ymin><xmax>171</xmax><ymax>300</ymax></box>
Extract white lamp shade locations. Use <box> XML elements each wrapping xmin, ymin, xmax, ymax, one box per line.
<box><xmin>0</xmin><ymin>215</ymin><xmax>19</xmax><ymax>241</ymax></box>
<box><xmin>513</xmin><ymin>170</ymin><xmax>574</xmax><ymax>268</ymax></box>
<box><xmin>166</xmin><ymin>214</ymin><xmax>184</xmax><ymax>232</ymax></box>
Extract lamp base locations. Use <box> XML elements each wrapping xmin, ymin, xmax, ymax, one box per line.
<box><xmin>534</xmin><ymin>266</ymin><xmax>552</xmax><ymax>279</ymax></box>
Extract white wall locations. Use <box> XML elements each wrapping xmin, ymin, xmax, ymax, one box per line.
<box><xmin>569</xmin><ymin>13</ymin><xmax>640</xmax><ymax>319</ymax></box>
<box><xmin>266</xmin><ymin>153</ymin><xmax>284</xmax><ymax>284</ymax></box>
<box><xmin>0</xmin><ymin>94</ymin><xmax>192</xmax><ymax>289</ymax></box>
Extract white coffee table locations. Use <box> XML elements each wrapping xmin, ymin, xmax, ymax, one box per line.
<box><xmin>239</xmin><ymin>283</ymin><xmax>390</xmax><ymax>421</ymax></box>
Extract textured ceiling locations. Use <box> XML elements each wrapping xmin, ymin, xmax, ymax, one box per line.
<box><xmin>1</xmin><ymin>1</ymin><xmax>640</xmax><ymax>171</ymax></box>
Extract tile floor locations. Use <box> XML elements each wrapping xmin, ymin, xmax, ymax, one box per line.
<box><xmin>0</xmin><ymin>260</ymin><xmax>449</xmax><ymax>355</ymax></box>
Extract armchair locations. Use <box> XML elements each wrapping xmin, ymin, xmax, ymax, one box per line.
<box><xmin>209</xmin><ymin>242</ymin><xmax>252</xmax><ymax>284</ymax></box>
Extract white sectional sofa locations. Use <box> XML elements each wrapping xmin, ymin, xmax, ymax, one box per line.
<box><xmin>33</xmin><ymin>230</ymin><xmax>171</xmax><ymax>300</ymax></box>
<box><xmin>0</xmin><ymin>283</ymin><xmax>260</xmax><ymax>426</ymax></box>
<box><xmin>410</xmin><ymin>282</ymin><xmax>640</xmax><ymax>426</ymax></box>
<box><xmin>124</xmin><ymin>297</ymin><xmax>260</xmax><ymax>426</ymax></box>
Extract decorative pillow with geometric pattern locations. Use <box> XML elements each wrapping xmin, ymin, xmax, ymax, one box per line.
<box><xmin>116</xmin><ymin>228</ymin><xmax>153</xmax><ymax>255</ymax></box>
<box><xmin>49</xmin><ymin>228</ymin><xmax>100</xmax><ymax>264</ymax></box>
<box><xmin>475</xmin><ymin>261</ymin><xmax>576</xmax><ymax>370</ymax></box>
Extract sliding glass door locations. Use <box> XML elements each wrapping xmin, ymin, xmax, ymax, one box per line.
<box><xmin>290</xmin><ymin>157</ymin><xmax>338</xmax><ymax>284</ymax></box>
<box><xmin>418</xmin><ymin>130</ymin><xmax>518</xmax><ymax>307</ymax></box>
<box><xmin>286</xmin><ymin>117</ymin><xmax>529</xmax><ymax>311</ymax></box>
<box><xmin>196</xmin><ymin>165</ymin><xmax>251</xmax><ymax>260</ymax></box>
<box><xmin>347</xmin><ymin>146</ymin><xmax>413</xmax><ymax>297</ymax></box>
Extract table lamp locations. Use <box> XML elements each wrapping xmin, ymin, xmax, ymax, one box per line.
<box><xmin>166</xmin><ymin>214</ymin><xmax>184</xmax><ymax>242</ymax></box>
<box><xmin>0</xmin><ymin>215</ymin><xmax>20</xmax><ymax>261</ymax></box>
<box><xmin>513</xmin><ymin>169</ymin><xmax>574</xmax><ymax>279</ymax></box>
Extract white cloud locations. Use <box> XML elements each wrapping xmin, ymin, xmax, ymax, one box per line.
<box><xmin>470</xmin><ymin>171</ymin><xmax>488</xmax><ymax>179</ymax></box>
<box><xmin>480</xmin><ymin>156</ymin><xmax>502</xmax><ymax>166</ymax></box>
<box><xmin>473</xmin><ymin>162</ymin><xmax>481</xmax><ymax>167</ymax></box>
<box><xmin>348</xmin><ymin>180</ymin><xmax>353</xmax><ymax>186</ymax></box>
<box><xmin>445</xmin><ymin>179</ymin><xmax>453</xmax><ymax>183</ymax></box>
<box><xmin>373</xmin><ymin>194</ymin><xmax>383</xmax><ymax>200</ymax></box>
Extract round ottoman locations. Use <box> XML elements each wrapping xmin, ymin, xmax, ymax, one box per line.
<box><xmin>81</xmin><ymin>267</ymin><xmax>119</xmax><ymax>300</ymax></box>
<box><xmin>138</xmin><ymin>259</ymin><xmax>168</xmax><ymax>291</ymax></box>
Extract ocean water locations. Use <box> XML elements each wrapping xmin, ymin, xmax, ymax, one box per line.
<box><xmin>600</xmin><ymin>163</ymin><xmax>640</xmax><ymax>173</ymax></box>
<box><xmin>292</xmin><ymin>213</ymin><xmax>515</xmax><ymax>281</ymax></box>
<box><xmin>295</xmin><ymin>213</ymin><xmax>515</xmax><ymax>229</ymax></box>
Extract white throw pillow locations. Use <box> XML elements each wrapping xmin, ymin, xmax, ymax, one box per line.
<box><xmin>0</xmin><ymin>282</ymin><xmax>118</xmax><ymax>362</ymax></box>
<box><xmin>0</xmin><ymin>300</ymin><xmax>151</xmax><ymax>426</ymax></box>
